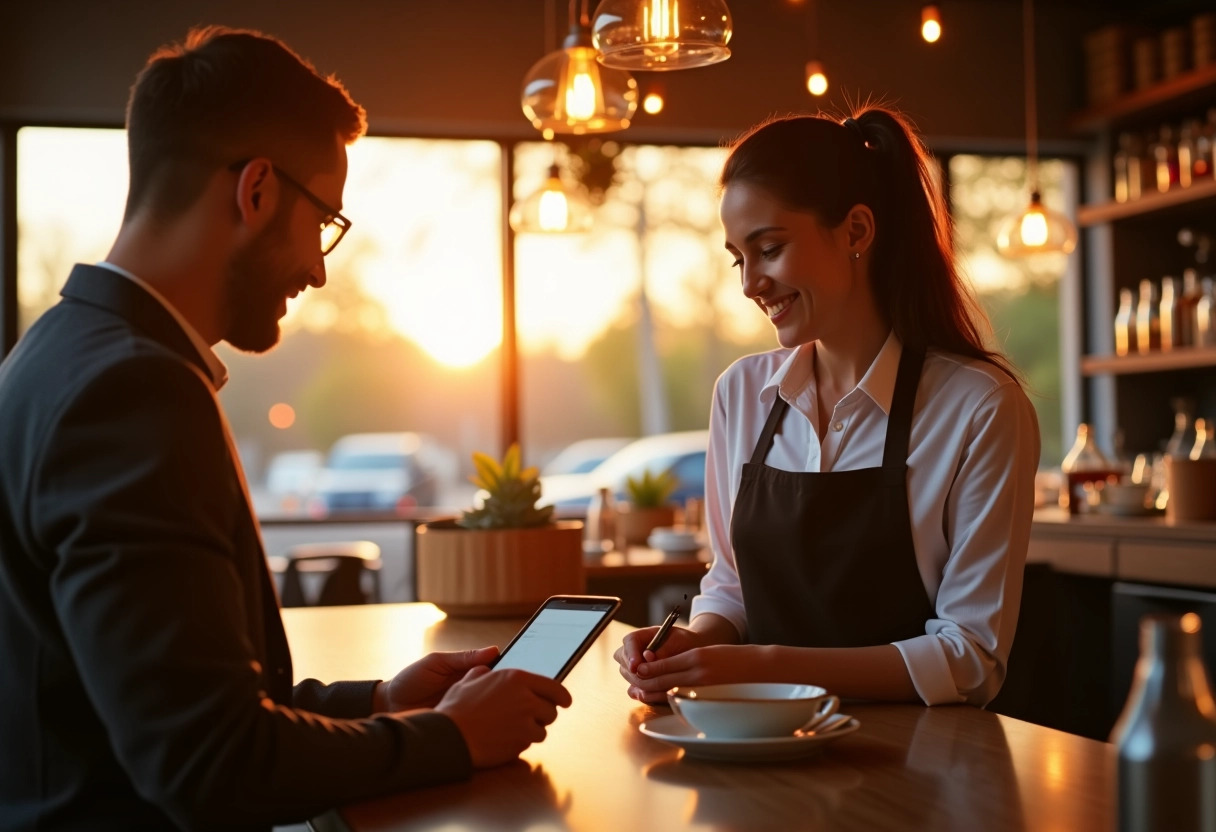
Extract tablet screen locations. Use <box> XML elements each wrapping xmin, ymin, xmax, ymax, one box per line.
<box><xmin>493</xmin><ymin>599</ymin><xmax>617</xmax><ymax>679</ymax></box>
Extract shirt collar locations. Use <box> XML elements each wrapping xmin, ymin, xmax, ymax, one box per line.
<box><xmin>759</xmin><ymin>331</ymin><xmax>904</xmax><ymax>415</ymax></box>
<box><xmin>94</xmin><ymin>261</ymin><xmax>229</xmax><ymax>391</ymax></box>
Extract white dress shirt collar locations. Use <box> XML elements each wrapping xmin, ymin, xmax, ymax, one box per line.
<box><xmin>762</xmin><ymin>330</ymin><xmax>904</xmax><ymax>416</ymax></box>
<box><xmin>94</xmin><ymin>261</ymin><xmax>229</xmax><ymax>391</ymax></box>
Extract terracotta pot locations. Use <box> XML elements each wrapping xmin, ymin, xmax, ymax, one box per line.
<box><xmin>616</xmin><ymin>504</ymin><xmax>677</xmax><ymax>549</ymax></box>
<box><xmin>415</xmin><ymin>519</ymin><xmax>586</xmax><ymax>617</ymax></box>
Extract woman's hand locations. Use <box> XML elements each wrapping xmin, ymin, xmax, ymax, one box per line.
<box><xmin>619</xmin><ymin>644</ymin><xmax>776</xmax><ymax>703</ymax></box>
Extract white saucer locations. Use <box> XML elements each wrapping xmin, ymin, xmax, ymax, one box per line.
<box><xmin>639</xmin><ymin>713</ymin><xmax>860</xmax><ymax>762</ymax></box>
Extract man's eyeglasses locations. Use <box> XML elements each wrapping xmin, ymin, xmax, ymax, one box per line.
<box><xmin>228</xmin><ymin>160</ymin><xmax>351</xmax><ymax>256</ymax></box>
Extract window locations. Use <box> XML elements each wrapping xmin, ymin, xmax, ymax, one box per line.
<box><xmin>948</xmin><ymin>154</ymin><xmax>1078</xmax><ymax>466</ymax></box>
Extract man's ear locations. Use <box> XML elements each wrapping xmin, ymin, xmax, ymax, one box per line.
<box><xmin>233</xmin><ymin>159</ymin><xmax>277</xmax><ymax>229</ymax></box>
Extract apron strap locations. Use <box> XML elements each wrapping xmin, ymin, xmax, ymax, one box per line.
<box><xmin>750</xmin><ymin>395</ymin><xmax>791</xmax><ymax>465</ymax></box>
<box><xmin>882</xmin><ymin>346</ymin><xmax>926</xmax><ymax>468</ymax></box>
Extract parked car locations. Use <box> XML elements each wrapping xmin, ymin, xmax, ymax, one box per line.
<box><xmin>539</xmin><ymin>430</ymin><xmax>709</xmax><ymax>509</ymax></box>
<box><xmin>261</xmin><ymin>449</ymin><xmax>323</xmax><ymax>514</ymax></box>
<box><xmin>542</xmin><ymin>437</ymin><xmax>635</xmax><ymax>476</ymax></box>
<box><xmin>312</xmin><ymin>432</ymin><xmax>441</xmax><ymax>514</ymax></box>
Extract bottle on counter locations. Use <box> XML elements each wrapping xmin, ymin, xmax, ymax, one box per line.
<box><xmin>583</xmin><ymin>486</ymin><xmax>617</xmax><ymax>555</ymax></box>
<box><xmin>1192</xmin><ymin>418</ymin><xmax>1216</xmax><ymax>460</ymax></box>
<box><xmin>1166</xmin><ymin>398</ymin><xmax>1199</xmax><ymax>459</ymax></box>
<box><xmin>1160</xmin><ymin>276</ymin><xmax>1180</xmax><ymax>350</ymax></box>
<box><xmin>1115</xmin><ymin>287</ymin><xmax>1138</xmax><ymax>356</ymax></box>
<box><xmin>1110</xmin><ymin>613</ymin><xmax>1216</xmax><ymax>832</ymax></box>
<box><xmin>1136</xmin><ymin>279</ymin><xmax>1162</xmax><ymax>354</ymax></box>
<box><xmin>1060</xmin><ymin>423</ymin><xmax>1119</xmax><ymax>515</ymax></box>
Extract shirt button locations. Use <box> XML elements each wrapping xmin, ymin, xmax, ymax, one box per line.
<box><xmin>832</xmin><ymin>421</ymin><xmax>844</xmax><ymax>432</ymax></box>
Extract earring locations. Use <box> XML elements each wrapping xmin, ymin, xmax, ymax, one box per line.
<box><xmin>853</xmin><ymin>251</ymin><xmax>861</xmax><ymax>260</ymax></box>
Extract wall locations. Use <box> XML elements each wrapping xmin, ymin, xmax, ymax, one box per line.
<box><xmin>1</xmin><ymin>0</ymin><xmax>1101</xmax><ymax>146</ymax></box>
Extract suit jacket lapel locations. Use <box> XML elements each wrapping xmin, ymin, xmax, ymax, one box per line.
<box><xmin>59</xmin><ymin>264</ymin><xmax>212</xmax><ymax>380</ymax></box>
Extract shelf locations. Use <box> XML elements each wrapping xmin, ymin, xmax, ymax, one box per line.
<box><xmin>1081</xmin><ymin>346</ymin><xmax>1216</xmax><ymax>376</ymax></box>
<box><xmin>1070</xmin><ymin>63</ymin><xmax>1216</xmax><ymax>133</ymax></box>
<box><xmin>1078</xmin><ymin>178</ymin><xmax>1216</xmax><ymax>226</ymax></box>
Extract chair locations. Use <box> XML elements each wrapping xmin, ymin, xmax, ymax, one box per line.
<box><xmin>276</xmin><ymin>541</ymin><xmax>383</xmax><ymax>608</ymax></box>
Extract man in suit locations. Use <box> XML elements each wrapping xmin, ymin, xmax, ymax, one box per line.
<box><xmin>0</xmin><ymin>26</ymin><xmax>570</xmax><ymax>831</ymax></box>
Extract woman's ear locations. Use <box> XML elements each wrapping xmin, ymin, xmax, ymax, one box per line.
<box><xmin>844</xmin><ymin>203</ymin><xmax>876</xmax><ymax>255</ymax></box>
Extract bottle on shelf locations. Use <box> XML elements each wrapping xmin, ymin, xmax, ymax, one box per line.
<box><xmin>1192</xmin><ymin>418</ymin><xmax>1216</xmax><ymax>460</ymax></box>
<box><xmin>1115</xmin><ymin>287</ymin><xmax>1138</xmax><ymax>356</ymax></box>
<box><xmin>1136</xmin><ymin>279</ymin><xmax>1162</xmax><ymax>354</ymax></box>
<box><xmin>1151</xmin><ymin>125</ymin><xmax>1180</xmax><ymax>193</ymax></box>
<box><xmin>1179</xmin><ymin>269</ymin><xmax>1201</xmax><ymax>348</ymax></box>
<box><xmin>1177</xmin><ymin>119</ymin><xmax>1198</xmax><ymax>189</ymax></box>
<box><xmin>1197</xmin><ymin>276</ymin><xmax>1216</xmax><ymax>347</ymax></box>
<box><xmin>1193</xmin><ymin>113</ymin><xmax>1213</xmax><ymax>181</ymax></box>
<box><xmin>1114</xmin><ymin>133</ymin><xmax>1140</xmax><ymax>202</ymax></box>
<box><xmin>1160</xmin><ymin>276</ymin><xmax>1180</xmax><ymax>351</ymax></box>
<box><xmin>1110</xmin><ymin>613</ymin><xmax>1216</xmax><ymax>832</ymax></box>
<box><xmin>1060</xmin><ymin>423</ymin><xmax>1119</xmax><ymax>515</ymax></box>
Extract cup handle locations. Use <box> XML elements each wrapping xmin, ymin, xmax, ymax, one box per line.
<box><xmin>797</xmin><ymin>695</ymin><xmax>840</xmax><ymax>733</ymax></box>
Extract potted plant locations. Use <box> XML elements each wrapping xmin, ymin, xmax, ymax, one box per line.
<box><xmin>616</xmin><ymin>468</ymin><xmax>679</xmax><ymax>549</ymax></box>
<box><xmin>415</xmin><ymin>444</ymin><xmax>585</xmax><ymax>617</ymax></box>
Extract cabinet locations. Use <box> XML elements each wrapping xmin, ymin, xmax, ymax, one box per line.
<box><xmin>1071</xmin><ymin>62</ymin><xmax>1216</xmax><ymax>456</ymax></box>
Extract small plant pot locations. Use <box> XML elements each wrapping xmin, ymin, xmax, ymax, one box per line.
<box><xmin>416</xmin><ymin>519</ymin><xmax>586</xmax><ymax>617</ymax></box>
<box><xmin>616</xmin><ymin>504</ymin><xmax>677</xmax><ymax>549</ymax></box>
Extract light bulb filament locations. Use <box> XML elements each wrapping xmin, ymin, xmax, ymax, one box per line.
<box><xmin>566</xmin><ymin>71</ymin><xmax>597</xmax><ymax>121</ymax></box>
<box><xmin>1019</xmin><ymin>208</ymin><xmax>1049</xmax><ymax>247</ymax></box>
<box><xmin>644</xmin><ymin>0</ymin><xmax>679</xmax><ymax>40</ymax></box>
<box><xmin>538</xmin><ymin>187</ymin><xmax>570</xmax><ymax>232</ymax></box>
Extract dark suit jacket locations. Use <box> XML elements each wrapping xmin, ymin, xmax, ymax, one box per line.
<box><xmin>0</xmin><ymin>265</ymin><xmax>471</xmax><ymax>831</ymax></box>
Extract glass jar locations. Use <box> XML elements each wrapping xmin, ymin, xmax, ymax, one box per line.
<box><xmin>1060</xmin><ymin>423</ymin><xmax>1118</xmax><ymax>515</ymax></box>
<box><xmin>1115</xmin><ymin>287</ymin><xmax>1138</xmax><ymax>356</ymax></box>
<box><xmin>1136</xmin><ymin>279</ymin><xmax>1162</xmax><ymax>354</ymax></box>
<box><xmin>583</xmin><ymin>486</ymin><xmax>617</xmax><ymax>555</ymax></box>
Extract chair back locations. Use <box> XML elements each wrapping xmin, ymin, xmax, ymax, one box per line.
<box><xmin>278</xmin><ymin>541</ymin><xmax>382</xmax><ymax>607</ymax></box>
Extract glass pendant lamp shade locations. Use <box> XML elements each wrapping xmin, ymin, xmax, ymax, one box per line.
<box><xmin>996</xmin><ymin>191</ymin><xmax>1078</xmax><ymax>256</ymax></box>
<box><xmin>592</xmin><ymin>0</ymin><xmax>732</xmax><ymax>70</ymax></box>
<box><xmin>509</xmin><ymin>164</ymin><xmax>594</xmax><ymax>234</ymax></box>
<box><xmin>522</xmin><ymin>28</ymin><xmax>638</xmax><ymax>135</ymax></box>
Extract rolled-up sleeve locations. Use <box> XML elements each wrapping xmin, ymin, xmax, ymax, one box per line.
<box><xmin>895</xmin><ymin>381</ymin><xmax>1040</xmax><ymax>706</ymax></box>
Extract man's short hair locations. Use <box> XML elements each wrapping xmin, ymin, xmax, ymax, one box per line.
<box><xmin>123</xmin><ymin>25</ymin><xmax>367</xmax><ymax>222</ymax></box>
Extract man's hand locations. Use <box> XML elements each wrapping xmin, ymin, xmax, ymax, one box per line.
<box><xmin>435</xmin><ymin>667</ymin><xmax>572</xmax><ymax>768</ymax></box>
<box><xmin>373</xmin><ymin>646</ymin><xmax>500</xmax><ymax>713</ymax></box>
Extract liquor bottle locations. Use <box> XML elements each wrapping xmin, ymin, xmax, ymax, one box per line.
<box><xmin>1160</xmin><ymin>276</ymin><xmax>1180</xmax><ymax>351</ymax></box>
<box><xmin>1136</xmin><ymin>279</ymin><xmax>1162</xmax><ymax>354</ymax></box>
<box><xmin>1114</xmin><ymin>133</ymin><xmax>1137</xmax><ymax>202</ymax></box>
<box><xmin>1115</xmin><ymin>287</ymin><xmax>1138</xmax><ymax>356</ymax></box>
<box><xmin>1060</xmin><ymin>423</ymin><xmax>1118</xmax><ymax>515</ymax></box>
<box><xmin>1192</xmin><ymin>418</ymin><xmax>1216</xmax><ymax>460</ymax></box>
<box><xmin>1179</xmin><ymin>269</ymin><xmax>1201</xmax><ymax>348</ymax></box>
<box><xmin>1165</xmin><ymin>398</ymin><xmax>1199</xmax><ymax>459</ymax></box>
<box><xmin>1110</xmin><ymin>613</ymin><xmax>1216</xmax><ymax>832</ymax></box>
<box><xmin>1151</xmin><ymin>125</ymin><xmax>1180</xmax><ymax>193</ymax></box>
<box><xmin>1197</xmin><ymin>277</ymin><xmax>1216</xmax><ymax>348</ymax></box>
<box><xmin>1177</xmin><ymin>119</ymin><xmax>1197</xmax><ymax>188</ymax></box>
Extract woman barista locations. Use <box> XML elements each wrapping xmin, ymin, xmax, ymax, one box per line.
<box><xmin>616</xmin><ymin>107</ymin><xmax>1040</xmax><ymax>706</ymax></box>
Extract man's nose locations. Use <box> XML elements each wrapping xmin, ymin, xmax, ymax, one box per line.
<box><xmin>308</xmin><ymin>259</ymin><xmax>327</xmax><ymax>289</ymax></box>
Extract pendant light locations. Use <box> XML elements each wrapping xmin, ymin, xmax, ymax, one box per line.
<box><xmin>592</xmin><ymin>0</ymin><xmax>732</xmax><ymax>70</ymax></box>
<box><xmin>803</xmin><ymin>0</ymin><xmax>828</xmax><ymax>97</ymax></box>
<box><xmin>921</xmin><ymin>5</ymin><xmax>942</xmax><ymax>43</ymax></box>
<box><xmin>510</xmin><ymin>162</ymin><xmax>594</xmax><ymax>234</ymax></box>
<box><xmin>522</xmin><ymin>0</ymin><xmax>638</xmax><ymax>135</ymax></box>
<box><xmin>997</xmin><ymin>0</ymin><xmax>1077</xmax><ymax>257</ymax></box>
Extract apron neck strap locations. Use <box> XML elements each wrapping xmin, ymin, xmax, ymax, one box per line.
<box><xmin>750</xmin><ymin>395</ymin><xmax>790</xmax><ymax>465</ymax></box>
<box><xmin>882</xmin><ymin>346</ymin><xmax>926</xmax><ymax>467</ymax></box>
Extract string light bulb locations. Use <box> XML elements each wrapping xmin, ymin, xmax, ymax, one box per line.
<box><xmin>643</xmin><ymin>91</ymin><xmax>665</xmax><ymax>114</ymax></box>
<box><xmin>805</xmin><ymin>60</ymin><xmax>828</xmax><ymax>96</ymax></box>
<box><xmin>593</xmin><ymin>0</ymin><xmax>733</xmax><ymax>70</ymax></box>
<box><xmin>921</xmin><ymin>5</ymin><xmax>941</xmax><ymax>43</ymax></box>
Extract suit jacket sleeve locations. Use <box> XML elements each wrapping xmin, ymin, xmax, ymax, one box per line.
<box><xmin>31</xmin><ymin>354</ymin><xmax>471</xmax><ymax>830</ymax></box>
<box><xmin>292</xmin><ymin>678</ymin><xmax>377</xmax><ymax>719</ymax></box>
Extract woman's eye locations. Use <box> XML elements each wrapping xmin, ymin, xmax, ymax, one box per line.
<box><xmin>730</xmin><ymin>257</ymin><xmax>743</xmax><ymax>269</ymax></box>
<box><xmin>760</xmin><ymin>245</ymin><xmax>784</xmax><ymax>260</ymax></box>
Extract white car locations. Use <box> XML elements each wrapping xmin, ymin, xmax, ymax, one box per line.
<box><xmin>539</xmin><ymin>430</ymin><xmax>709</xmax><ymax>509</ymax></box>
<box><xmin>313</xmin><ymin>432</ymin><xmax>442</xmax><ymax>513</ymax></box>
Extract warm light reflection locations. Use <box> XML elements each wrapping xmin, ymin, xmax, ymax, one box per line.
<box><xmin>645</xmin><ymin>0</ymin><xmax>679</xmax><ymax>42</ymax></box>
<box><xmin>268</xmin><ymin>403</ymin><xmax>296</xmax><ymax>429</ymax></box>
<box><xmin>1183</xmin><ymin>612</ymin><xmax>1201</xmax><ymax>634</ymax></box>
<box><xmin>565</xmin><ymin>64</ymin><xmax>599</xmax><ymax>121</ymax></box>
<box><xmin>643</xmin><ymin>92</ymin><xmax>665</xmax><ymax>114</ymax></box>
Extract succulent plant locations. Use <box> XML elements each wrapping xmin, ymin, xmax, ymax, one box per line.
<box><xmin>457</xmin><ymin>443</ymin><xmax>555</xmax><ymax>529</ymax></box>
<box><xmin>624</xmin><ymin>468</ymin><xmax>679</xmax><ymax>509</ymax></box>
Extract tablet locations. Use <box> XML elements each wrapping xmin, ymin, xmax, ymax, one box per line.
<box><xmin>490</xmin><ymin>595</ymin><xmax>621</xmax><ymax>681</ymax></box>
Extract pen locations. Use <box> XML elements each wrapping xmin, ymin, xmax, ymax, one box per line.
<box><xmin>646</xmin><ymin>594</ymin><xmax>686</xmax><ymax>653</ymax></box>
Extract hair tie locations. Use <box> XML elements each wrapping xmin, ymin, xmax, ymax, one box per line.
<box><xmin>842</xmin><ymin>117</ymin><xmax>868</xmax><ymax>150</ymax></box>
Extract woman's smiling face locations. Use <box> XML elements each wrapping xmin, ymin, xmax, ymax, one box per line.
<box><xmin>720</xmin><ymin>180</ymin><xmax>860</xmax><ymax>350</ymax></box>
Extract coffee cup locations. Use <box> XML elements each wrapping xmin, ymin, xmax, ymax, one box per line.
<box><xmin>667</xmin><ymin>682</ymin><xmax>840</xmax><ymax>739</ymax></box>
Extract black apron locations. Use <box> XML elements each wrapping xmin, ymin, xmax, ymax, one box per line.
<box><xmin>731</xmin><ymin>346</ymin><xmax>934</xmax><ymax>647</ymax></box>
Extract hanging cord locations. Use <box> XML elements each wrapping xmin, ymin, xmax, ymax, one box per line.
<box><xmin>1023</xmin><ymin>0</ymin><xmax>1039</xmax><ymax>194</ymax></box>
<box><xmin>580</xmin><ymin>0</ymin><xmax>590</xmax><ymax>28</ymax></box>
<box><xmin>545</xmin><ymin>0</ymin><xmax>556</xmax><ymax>54</ymax></box>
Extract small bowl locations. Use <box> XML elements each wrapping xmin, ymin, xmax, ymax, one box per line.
<box><xmin>667</xmin><ymin>682</ymin><xmax>839</xmax><ymax>739</ymax></box>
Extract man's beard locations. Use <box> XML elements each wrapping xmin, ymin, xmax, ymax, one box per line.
<box><xmin>222</xmin><ymin>220</ymin><xmax>299</xmax><ymax>354</ymax></box>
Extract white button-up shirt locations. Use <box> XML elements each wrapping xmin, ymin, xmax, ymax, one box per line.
<box><xmin>692</xmin><ymin>332</ymin><xmax>1040</xmax><ymax>706</ymax></box>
